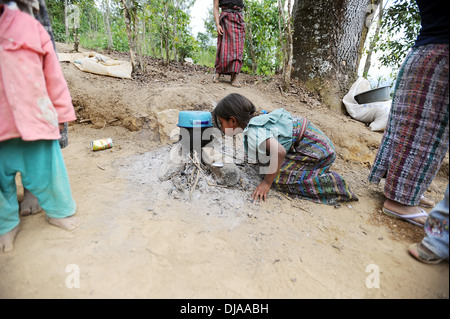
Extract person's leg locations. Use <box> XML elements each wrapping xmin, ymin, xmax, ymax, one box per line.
<box><xmin>14</xmin><ymin>0</ymin><xmax>67</xmax><ymax>216</ymax></box>
<box><xmin>0</xmin><ymin>181</ymin><xmax>21</xmax><ymax>252</ymax></box>
<box><xmin>421</xmin><ymin>185</ymin><xmax>449</xmax><ymax>256</ymax></box>
<box><xmin>19</xmin><ymin>124</ymin><xmax>69</xmax><ymax>216</ymax></box>
<box><xmin>231</xmin><ymin>72</ymin><xmax>241</xmax><ymax>87</ymax></box>
<box><xmin>19</xmin><ymin>188</ymin><xmax>43</xmax><ymax>216</ymax></box>
<box><xmin>214</xmin><ymin>13</ymin><xmax>224</xmax><ymax>83</ymax></box>
<box><xmin>17</xmin><ymin>140</ymin><xmax>79</xmax><ymax>230</ymax></box>
<box><xmin>0</xmin><ymin>225</ymin><xmax>20</xmax><ymax>253</ymax></box>
<box><xmin>408</xmin><ymin>184</ymin><xmax>449</xmax><ymax>263</ymax></box>
<box><xmin>273</xmin><ymin>122</ymin><xmax>358</xmax><ymax>205</ymax></box>
<box><xmin>420</xmin><ymin>195</ymin><xmax>436</xmax><ymax>208</ymax></box>
<box><xmin>382</xmin><ymin>199</ymin><xmax>428</xmax><ymax>226</ymax></box>
<box><xmin>369</xmin><ymin>45</ymin><xmax>449</xmax><ymax>226</ymax></box>
<box><xmin>0</xmin><ymin>140</ymin><xmax>24</xmax><ymax>252</ymax></box>
<box><xmin>213</xmin><ymin>71</ymin><xmax>222</xmax><ymax>83</ymax></box>
<box><xmin>215</xmin><ymin>11</ymin><xmax>245</xmax><ymax>86</ymax></box>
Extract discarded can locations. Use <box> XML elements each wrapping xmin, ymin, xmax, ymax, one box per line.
<box><xmin>91</xmin><ymin>138</ymin><xmax>113</xmax><ymax>151</ymax></box>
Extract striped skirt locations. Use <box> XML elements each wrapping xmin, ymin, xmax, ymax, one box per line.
<box><xmin>272</xmin><ymin>118</ymin><xmax>359</xmax><ymax>205</ymax></box>
<box><xmin>215</xmin><ymin>10</ymin><xmax>245</xmax><ymax>75</ymax></box>
<box><xmin>368</xmin><ymin>44</ymin><xmax>449</xmax><ymax>206</ymax></box>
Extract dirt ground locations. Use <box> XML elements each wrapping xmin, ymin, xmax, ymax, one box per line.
<box><xmin>0</xmin><ymin>43</ymin><xmax>448</xmax><ymax>299</ymax></box>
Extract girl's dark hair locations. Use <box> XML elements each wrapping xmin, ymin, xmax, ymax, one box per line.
<box><xmin>212</xmin><ymin>93</ymin><xmax>257</xmax><ymax>128</ymax></box>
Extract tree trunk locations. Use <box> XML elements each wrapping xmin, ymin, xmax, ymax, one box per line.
<box><xmin>120</xmin><ymin>0</ymin><xmax>141</xmax><ymax>74</ymax></box>
<box><xmin>164</xmin><ymin>1</ymin><xmax>170</xmax><ymax>64</ymax></box>
<box><xmin>292</xmin><ymin>0</ymin><xmax>377</xmax><ymax>112</ymax></box>
<box><xmin>278</xmin><ymin>0</ymin><xmax>294</xmax><ymax>92</ymax></box>
<box><xmin>173</xmin><ymin>0</ymin><xmax>179</xmax><ymax>62</ymax></box>
<box><xmin>363</xmin><ymin>0</ymin><xmax>383</xmax><ymax>78</ymax></box>
<box><xmin>73</xmin><ymin>26</ymin><xmax>79</xmax><ymax>52</ymax></box>
<box><xmin>65</xmin><ymin>0</ymin><xmax>68</xmax><ymax>39</ymax></box>
<box><xmin>102</xmin><ymin>0</ymin><xmax>113</xmax><ymax>53</ymax></box>
<box><xmin>121</xmin><ymin>0</ymin><xmax>137</xmax><ymax>73</ymax></box>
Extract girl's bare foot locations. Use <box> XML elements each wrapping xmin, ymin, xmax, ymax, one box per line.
<box><xmin>20</xmin><ymin>188</ymin><xmax>43</xmax><ymax>216</ymax></box>
<box><xmin>0</xmin><ymin>226</ymin><xmax>20</xmax><ymax>253</ymax></box>
<box><xmin>48</xmin><ymin>215</ymin><xmax>80</xmax><ymax>231</ymax></box>
<box><xmin>419</xmin><ymin>195</ymin><xmax>435</xmax><ymax>208</ymax></box>
<box><xmin>230</xmin><ymin>73</ymin><xmax>241</xmax><ymax>87</ymax></box>
<box><xmin>213</xmin><ymin>72</ymin><xmax>222</xmax><ymax>83</ymax></box>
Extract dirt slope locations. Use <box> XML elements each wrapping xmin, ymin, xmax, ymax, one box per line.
<box><xmin>0</xmin><ymin>43</ymin><xmax>448</xmax><ymax>299</ymax></box>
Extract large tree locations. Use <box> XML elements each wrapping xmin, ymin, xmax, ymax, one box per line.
<box><xmin>292</xmin><ymin>0</ymin><xmax>379</xmax><ymax>112</ymax></box>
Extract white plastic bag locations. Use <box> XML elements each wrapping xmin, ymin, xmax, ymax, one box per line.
<box><xmin>58</xmin><ymin>51</ymin><xmax>132</xmax><ymax>79</ymax></box>
<box><xmin>343</xmin><ymin>77</ymin><xmax>391</xmax><ymax>131</ymax></box>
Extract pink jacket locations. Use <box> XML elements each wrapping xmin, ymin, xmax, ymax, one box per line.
<box><xmin>0</xmin><ymin>4</ymin><xmax>76</xmax><ymax>142</ymax></box>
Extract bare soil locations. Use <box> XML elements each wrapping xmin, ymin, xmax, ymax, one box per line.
<box><xmin>0</xmin><ymin>43</ymin><xmax>448</xmax><ymax>299</ymax></box>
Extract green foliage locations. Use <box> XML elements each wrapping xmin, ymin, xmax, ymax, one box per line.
<box><xmin>196</xmin><ymin>32</ymin><xmax>213</xmax><ymax>51</ymax></box>
<box><xmin>374</xmin><ymin>0</ymin><xmax>421</xmax><ymax>69</ymax></box>
<box><xmin>45</xmin><ymin>0</ymin><xmax>67</xmax><ymax>41</ymax></box>
<box><xmin>243</xmin><ymin>0</ymin><xmax>281</xmax><ymax>75</ymax></box>
<box><xmin>193</xmin><ymin>49</ymin><xmax>215</xmax><ymax>68</ymax></box>
<box><xmin>51</xmin><ymin>19</ymin><xmax>67</xmax><ymax>43</ymax></box>
<box><xmin>43</xmin><ymin>0</ymin><xmax>422</xmax><ymax>78</ymax></box>
<box><xmin>44</xmin><ymin>0</ymin><xmax>284</xmax><ymax>75</ymax></box>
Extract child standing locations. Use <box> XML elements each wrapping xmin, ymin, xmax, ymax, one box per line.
<box><xmin>0</xmin><ymin>3</ymin><xmax>79</xmax><ymax>253</ymax></box>
<box><xmin>212</xmin><ymin>93</ymin><xmax>358</xmax><ymax>205</ymax></box>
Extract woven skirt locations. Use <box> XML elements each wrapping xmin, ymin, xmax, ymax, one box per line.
<box><xmin>368</xmin><ymin>44</ymin><xmax>449</xmax><ymax>205</ymax></box>
<box><xmin>272</xmin><ymin>118</ymin><xmax>358</xmax><ymax>205</ymax></box>
<box><xmin>215</xmin><ymin>10</ymin><xmax>245</xmax><ymax>75</ymax></box>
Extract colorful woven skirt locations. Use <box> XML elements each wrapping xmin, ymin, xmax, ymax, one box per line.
<box><xmin>215</xmin><ymin>10</ymin><xmax>245</xmax><ymax>75</ymax></box>
<box><xmin>368</xmin><ymin>44</ymin><xmax>449</xmax><ymax>206</ymax></box>
<box><xmin>272</xmin><ymin>118</ymin><xmax>358</xmax><ymax>205</ymax></box>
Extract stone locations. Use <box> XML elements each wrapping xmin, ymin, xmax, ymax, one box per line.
<box><xmin>158</xmin><ymin>143</ymin><xmax>187</xmax><ymax>181</ymax></box>
<box><xmin>155</xmin><ymin>109</ymin><xmax>180</xmax><ymax>144</ymax></box>
<box><xmin>202</xmin><ymin>147</ymin><xmax>240</xmax><ymax>186</ymax></box>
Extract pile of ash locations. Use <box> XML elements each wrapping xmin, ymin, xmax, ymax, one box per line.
<box><xmin>158</xmin><ymin>134</ymin><xmax>262</xmax><ymax>203</ymax></box>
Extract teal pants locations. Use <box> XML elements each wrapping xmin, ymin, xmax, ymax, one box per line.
<box><xmin>0</xmin><ymin>138</ymin><xmax>76</xmax><ymax>235</ymax></box>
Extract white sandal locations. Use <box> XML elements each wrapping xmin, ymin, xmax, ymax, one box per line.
<box><xmin>382</xmin><ymin>206</ymin><xmax>428</xmax><ymax>227</ymax></box>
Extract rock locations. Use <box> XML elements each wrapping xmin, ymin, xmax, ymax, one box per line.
<box><xmin>123</xmin><ymin>116</ymin><xmax>142</xmax><ymax>131</ymax></box>
<box><xmin>202</xmin><ymin>146</ymin><xmax>240</xmax><ymax>186</ymax></box>
<box><xmin>158</xmin><ymin>143</ymin><xmax>187</xmax><ymax>181</ymax></box>
<box><xmin>155</xmin><ymin>109</ymin><xmax>180</xmax><ymax>144</ymax></box>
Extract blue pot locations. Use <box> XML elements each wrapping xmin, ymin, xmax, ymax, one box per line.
<box><xmin>177</xmin><ymin>111</ymin><xmax>213</xmax><ymax>128</ymax></box>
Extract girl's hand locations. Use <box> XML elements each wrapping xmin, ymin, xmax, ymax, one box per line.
<box><xmin>251</xmin><ymin>180</ymin><xmax>272</xmax><ymax>203</ymax></box>
<box><xmin>217</xmin><ymin>25</ymin><xmax>223</xmax><ymax>36</ymax></box>
<box><xmin>250</xmin><ymin>138</ymin><xmax>286</xmax><ymax>203</ymax></box>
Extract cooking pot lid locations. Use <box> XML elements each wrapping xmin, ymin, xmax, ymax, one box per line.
<box><xmin>177</xmin><ymin>111</ymin><xmax>213</xmax><ymax>128</ymax></box>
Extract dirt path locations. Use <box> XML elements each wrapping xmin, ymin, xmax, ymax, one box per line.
<box><xmin>0</xmin><ymin>43</ymin><xmax>448</xmax><ymax>299</ymax></box>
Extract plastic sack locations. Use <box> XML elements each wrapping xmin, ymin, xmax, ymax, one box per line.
<box><xmin>343</xmin><ymin>77</ymin><xmax>391</xmax><ymax>131</ymax></box>
<box><xmin>73</xmin><ymin>54</ymin><xmax>132</xmax><ymax>79</ymax></box>
<box><xmin>58</xmin><ymin>52</ymin><xmax>132</xmax><ymax>79</ymax></box>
